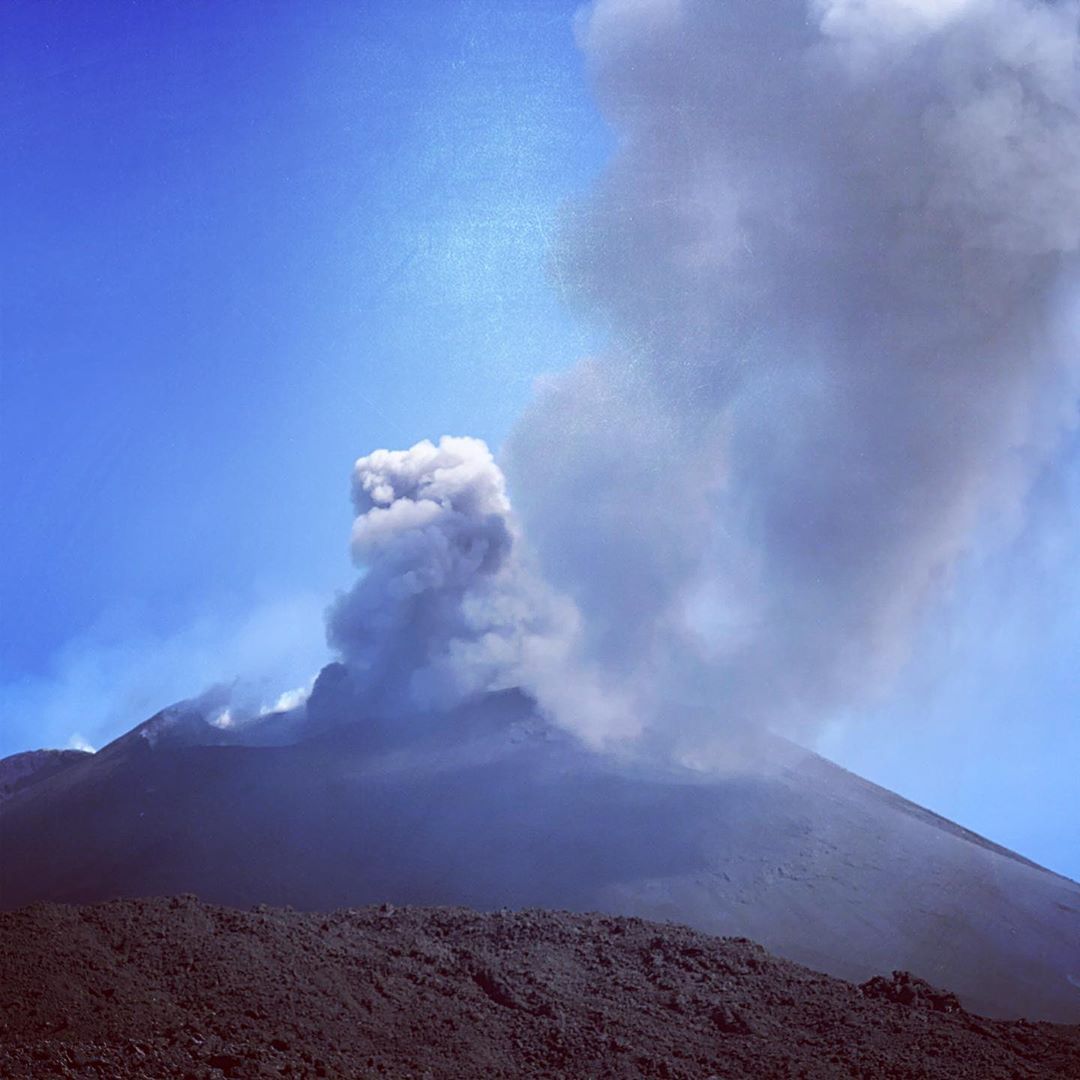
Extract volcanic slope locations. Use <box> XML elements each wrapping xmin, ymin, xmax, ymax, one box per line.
<box><xmin>1</xmin><ymin>898</ymin><xmax>1078</xmax><ymax>1079</ymax></box>
<box><xmin>2</xmin><ymin>690</ymin><xmax>1078</xmax><ymax>1023</ymax></box>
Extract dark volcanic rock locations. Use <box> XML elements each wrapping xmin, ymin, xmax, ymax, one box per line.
<box><xmin>0</xmin><ymin>749</ymin><xmax>91</xmax><ymax>805</ymax></box>
<box><xmin>0</xmin><ymin>897</ymin><xmax>1077</xmax><ymax>1079</ymax></box>
<box><xmin>4</xmin><ymin>689</ymin><xmax>1080</xmax><ymax>1023</ymax></box>
<box><xmin>860</xmin><ymin>970</ymin><xmax>962</xmax><ymax>1013</ymax></box>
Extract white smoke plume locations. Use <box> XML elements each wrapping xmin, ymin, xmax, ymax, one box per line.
<box><xmin>502</xmin><ymin>0</ymin><xmax>1080</xmax><ymax>752</ymax></box>
<box><xmin>324</xmin><ymin>436</ymin><xmax>627</xmax><ymax>739</ymax></box>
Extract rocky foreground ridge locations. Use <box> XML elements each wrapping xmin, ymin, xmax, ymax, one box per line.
<box><xmin>1</xmin><ymin>897</ymin><xmax>1077</xmax><ymax>1079</ymax></box>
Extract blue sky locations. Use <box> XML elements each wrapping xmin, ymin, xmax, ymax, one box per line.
<box><xmin>2</xmin><ymin>1</ymin><xmax>1077</xmax><ymax>881</ymax></box>
<box><xmin>2</xmin><ymin>0</ymin><xmax>607</xmax><ymax>738</ymax></box>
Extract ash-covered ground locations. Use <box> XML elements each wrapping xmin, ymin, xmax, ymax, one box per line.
<box><xmin>1</xmin><ymin>897</ymin><xmax>1077</xmax><ymax>1079</ymax></box>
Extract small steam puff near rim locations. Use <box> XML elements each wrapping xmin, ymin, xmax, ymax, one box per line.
<box><xmin>321</xmin><ymin>436</ymin><xmax>636</xmax><ymax>747</ymax></box>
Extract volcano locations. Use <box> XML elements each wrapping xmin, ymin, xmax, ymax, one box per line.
<box><xmin>2</xmin><ymin>676</ymin><xmax>1078</xmax><ymax>1025</ymax></box>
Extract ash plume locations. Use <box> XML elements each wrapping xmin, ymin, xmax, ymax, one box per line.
<box><xmin>324</xmin><ymin>436</ymin><xmax>615</xmax><ymax>732</ymax></box>
<box><xmin>503</xmin><ymin>0</ymin><xmax>1080</xmax><ymax>752</ymax></box>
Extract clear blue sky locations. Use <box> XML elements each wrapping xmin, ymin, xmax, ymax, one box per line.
<box><xmin>2</xmin><ymin>1</ymin><xmax>1076</xmax><ymax>881</ymax></box>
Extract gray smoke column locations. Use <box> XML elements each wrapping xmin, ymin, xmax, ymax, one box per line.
<box><xmin>506</xmin><ymin>0</ymin><xmax>1080</xmax><ymax>752</ymax></box>
<box><xmin>325</xmin><ymin>436</ymin><xmax>623</xmax><ymax>734</ymax></box>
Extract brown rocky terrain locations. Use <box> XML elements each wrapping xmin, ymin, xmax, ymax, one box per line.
<box><xmin>1</xmin><ymin>896</ymin><xmax>1077</xmax><ymax>1079</ymax></box>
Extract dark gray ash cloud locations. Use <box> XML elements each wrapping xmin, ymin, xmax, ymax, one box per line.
<box><xmin>324</xmin><ymin>436</ymin><xmax>627</xmax><ymax>737</ymax></box>
<box><xmin>316</xmin><ymin>1</ymin><xmax>1079</xmax><ymax>759</ymax></box>
<box><xmin>501</xmin><ymin>0</ymin><xmax>1080</xmax><ymax>756</ymax></box>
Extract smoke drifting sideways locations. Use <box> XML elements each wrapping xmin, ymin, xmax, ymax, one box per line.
<box><xmin>318</xmin><ymin>436</ymin><xmax>633</xmax><ymax>746</ymax></box>
<box><xmin>497</xmin><ymin>0</ymin><xmax>1080</xmax><ymax>758</ymax></box>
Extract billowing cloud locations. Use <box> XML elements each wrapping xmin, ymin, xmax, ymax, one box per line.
<box><xmin>504</xmin><ymin>0</ymin><xmax>1080</xmax><ymax>754</ymax></box>
<box><xmin>324</xmin><ymin>436</ymin><xmax>629</xmax><ymax>740</ymax></box>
